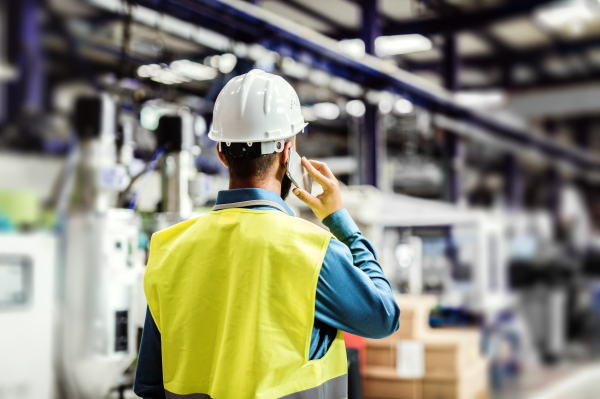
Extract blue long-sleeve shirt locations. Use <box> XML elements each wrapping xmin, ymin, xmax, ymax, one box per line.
<box><xmin>134</xmin><ymin>188</ymin><xmax>399</xmax><ymax>398</ymax></box>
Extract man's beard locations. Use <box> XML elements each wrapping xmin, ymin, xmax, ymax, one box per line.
<box><xmin>280</xmin><ymin>174</ymin><xmax>293</xmax><ymax>200</ymax></box>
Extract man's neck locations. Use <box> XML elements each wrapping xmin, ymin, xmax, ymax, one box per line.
<box><xmin>228</xmin><ymin>178</ymin><xmax>281</xmax><ymax>195</ymax></box>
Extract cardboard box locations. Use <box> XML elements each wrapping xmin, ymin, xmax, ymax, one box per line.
<box><xmin>365</xmin><ymin>358</ymin><xmax>488</xmax><ymax>399</ymax></box>
<box><xmin>365</xmin><ymin>295</ymin><xmax>488</xmax><ymax>399</ymax></box>
<box><xmin>366</xmin><ymin>341</ymin><xmax>396</xmax><ymax>367</ymax></box>
<box><xmin>422</xmin><ymin>357</ymin><xmax>488</xmax><ymax>399</ymax></box>
<box><xmin>367</xmin><ymin>330</ymin><xmax>481</xmax><ymax>377</ymax></box>
<box><xmin>420</xmin><ymin>331</ymin><xmax>481</xmax><ymax>377</ymax></box>
<box><xmin>364</xmin><ymin>366</ymin><xmax>423</xmax><ymax>399</ymax></box>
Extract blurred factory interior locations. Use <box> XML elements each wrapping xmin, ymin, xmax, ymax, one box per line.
<box><xmin>2</xmin><ymin>0</ymin><xmax>600</xmax><ymax>398</ymax></box>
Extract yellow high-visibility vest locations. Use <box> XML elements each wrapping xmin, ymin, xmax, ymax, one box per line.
<box><xmin>145</xmin><ymin>204</ymin><xmax>348</xmax><ymax>399</ymax></box>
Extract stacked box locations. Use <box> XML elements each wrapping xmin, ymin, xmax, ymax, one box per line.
<box><xmin>365</xmin><ymin>358</ymin><xmax>488</xmax><ymax>399</ymax></box>
<box><xmin>423</xmin><ymin>357</ymin><xmax>488</xmax><ymax>399</ymax></box>
<box><xmin>364</xmin><ymin>366</ymin><xmax>423</xmax><ymax>399</ymax></box>
<box><xmin>364</xmin><ymin>295</ymin><xmax>489</xmax><ymax>399</ymax></box>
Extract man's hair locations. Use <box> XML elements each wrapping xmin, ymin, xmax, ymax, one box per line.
<box><xmin>223</xmin><ymin>152</ymin><xmax>278</xmax><ymax>180</ymax></box>
<box><xmin>222</xmin><ymin>137</ymin><xmax>293</xmax><ymax>181</ymax></box>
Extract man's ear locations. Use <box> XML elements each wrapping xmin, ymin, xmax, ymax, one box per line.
<box><xmin>282</xmin><ymin>140</ymin><xmax>293</xmax><ymax>166</ymax></box>
<box><xmin>216</xmin><ymin>143</ymin><xmax>228</xmax><ymax>168</ymax></box>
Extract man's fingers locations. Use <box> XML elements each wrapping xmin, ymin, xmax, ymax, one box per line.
<box><xmin>293</xmin><ymin>188</ymin><xmax>320</xmax><ymax>207</ymax></box>
<box><xmin>308</xmin><ymin>160</ymin><xmax>335</xmax><ymax>180</ymax></box>
<box><xmin>301</xmin><ymin>158</ymin><xmax>331</xmax><ymax>187</ymax></box>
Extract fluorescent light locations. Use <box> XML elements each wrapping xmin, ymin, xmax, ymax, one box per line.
<box><xmin>193</xmin><ymin>28</ymin><xmax>231</xmax><ymax>52</ymax></box>
<box><xmin>301</xmin><ymin>106</ymin><xmax>317</xmax><ymax>122</ymax></box>
<box><xmin>308</xmin><ymin>69</ymin><xmax>331</xmax><ymax>87</ymax></box>
<box><xmin>218</xmin><ymin>53</ymin><xmax>238</xmax><ymax>74</ymax></box>
<box><xmin>375</xmin><ymin>34</ymin><xmax>432</xmax><ymax>56</ymax></box>
<box><xmin>161</xmin><ymin>15</ymin><xmax>195</xmax><ymax>39</ymax></box>
<box><xmin>138</xmin><ymin>62</ymin><xmax>200</xmax><ymax>85</ymax></box>
<box><xmin>454</xmin><ymin>90</ymin><xmax>506</xmax><ymax>109</ymax></box>
<box><xmin>131</xmin><ymin>5</ymin><xmax>160</xmax><ymax>26</ymax></box>
<box><xmin>151</xmin><ymin>69</ymin><xmax>188</xmax><ymax>85</ymax></box>
<box><xmin>378</xmin><ymin>100</ymin><xmax>392</xmax><ymax>114</ymax></box>
<box><xmin>395</xmin><ymin>99</ymin><xmax>414</xmax><ymax>114</ymax></box>
<box><xmin>281</xmin><ymin>57</ymin><xmax>309</xmax><ymax>80</ymax></box>
<box><xmin>137</xmin><ymin>65</ymin><xmax>152</xmax><ymax>78</ymax></box>
<box><xmin>329</xmin><ymin>77</ymin><xmax>363</xmax><ymax>97</ymax></box>
<box><xmin>312</xmin><ymin>103</ymin><xmax>340</xmax><ymax>120</ymax></box>
<box><xmin>339</xmin><ymin>39</ymin><xmax>365</xmax><ymax>59</ymax></box>
<box><xmin>248</xmin><ymin>44</ymin><xmax>268</xmax><ymax>61</ymax></box>
<box><xmin>346</xmin><ymin>100</ymin><xmax>366</xmax><ymax>118</ymax></box>
<box><xmin>209</xmin><ymin>56</ymin><xmax>220</xmax><ymax>68</ymax></box>
<box><xmin>233</xmin><ymin>42</ymin><xmax>248</xmax><ymax>58</ymax></box>
<box><xmin>535</xmin><ymin>1</ymin><xmax>594</xmax><ymax>35</ymax></box>
<box><xmin>170</xmin><ymin>60</ymin><xmax>218</xmax><ymax>81</ymax></box>
<box><xmin>91</xmin><ymin>0</ymin><xmax>232</xmax><ymax>52</ymax></box>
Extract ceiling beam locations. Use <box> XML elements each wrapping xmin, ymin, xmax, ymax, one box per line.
<box><xmin>271</xmin><ymin>0</ymin><xmax>356</xmax><ymax>40</ymax></box>
<box><xmin>406</xmin><ymin>33</ymin><xmax>600</xmax><ymax>67</ymax></box>
<box><xmin>460</xmin><ymin>74</ymin><xmax>600</xmax><ymax>92</ymax></box>
<box><xmin>379</xmin><ymin>0</ymin><xmax>554</xmax><ymax>36</ymax></box>
<box><xmin>406</xmin><ymin>0</ymin><xmax>555</xmax><ymax>88</ymax></box>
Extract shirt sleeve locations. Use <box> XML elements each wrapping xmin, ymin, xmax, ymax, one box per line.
<box><xmin>134</xmin><ymin>307</ymin><xmax>165</xmax><ymax>399</ymax></box>
<box><xmin>315</xmin><ymin>208</ymin><xmax>400</xmax><ymax>339</ymax></box>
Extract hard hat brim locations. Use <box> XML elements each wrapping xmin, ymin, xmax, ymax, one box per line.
<box><xmin>208</xmin><ymin>122</ymin><xmax>308</xmax><ymax>143</ymax></box>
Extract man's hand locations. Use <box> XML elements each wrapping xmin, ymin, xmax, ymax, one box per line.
<box><xmin>293</xmin><ymin>158</ymin><xmax>343</xmax><ymax>220</ymax></box>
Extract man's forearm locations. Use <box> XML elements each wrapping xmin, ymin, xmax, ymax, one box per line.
<box><xmin>315</xmin><ymin>209</ymin><xmax>400</xmax><ymax>338</ymax></box>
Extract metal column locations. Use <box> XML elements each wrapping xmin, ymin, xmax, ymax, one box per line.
<box><xmin>442</xmin><ymin>34</ymin><xmax>463</xmax><ymax>203</ymax></box>
<box><xmin>441</xmin><ymin>34</ymin><xmax>462</xmax><ymax>279</ymax></box>
<box><xmin>7</xmin><ymin>0</ymin><xmax>42</xmax><ymax>119</ymax></box>
<box><xmin>504</xmin><ymin>153</ymin><xmax>521</xmax><ymax>210</ymax></box>
<box><xmin>575</xmin><ymin>118</ymin><xmax>591</xmax><ymax>149</ymax></box>
<box><xmin>361</xmin><ymin>0</ymin><xmax>380</xmax><ymax>187</ymax></box>
<box><xmin>0</xmin><ymin>2</ymin><xmax>7</xmax><ymax>125</ymax></box>
<box><xmin>544</xmin><ymin>120</ymin><xmax>561</xmax><ymax>217</ymax></box>
<box><xmin>442</xmin><ymin>35</ymin><xmax>459</xmax><ymax>93</ymax></box>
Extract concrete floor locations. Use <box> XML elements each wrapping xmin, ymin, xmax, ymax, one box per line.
<box><xmin>494</xmin><ymin>362</ymin><xmax>600</xmax><ymax>399</ymax></box>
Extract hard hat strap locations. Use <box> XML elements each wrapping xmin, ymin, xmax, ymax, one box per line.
<box><xmin>219</xmin><ymin>139</ymin><xmax>286</xmax><ymax>158</ymax></box>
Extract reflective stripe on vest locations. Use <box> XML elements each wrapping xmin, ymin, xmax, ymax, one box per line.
<box><xmin>145</xmin><ymin>206</ymin><xmax>348</xmax><ymax>398</ymax></box>
<box><xmin>164</xmin><ymin>374</ymin><xmax>348</xmax><ymax>399</ymax></box>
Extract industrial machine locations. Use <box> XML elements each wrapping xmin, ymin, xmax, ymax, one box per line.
<box><xmin>153</xmin><ymin>112</ymin><xmax>196</xmax><ymax>231</ymax></box>
<box><xmin>0</xmin><ymin>233</ymin><xmax>56</xmax><ymax>399</ymax></box>
<box><xmin>59</xmin><ymin>94</ymin><xmax>144</xmax><ymax>399</ymax></box>
<box><xmin>379</xmin><ymin>193</ymin><xmax>512</xmax><ymax>321</ymax></box>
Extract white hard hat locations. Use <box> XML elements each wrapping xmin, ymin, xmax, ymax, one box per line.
<box><xmin>209</xmin><ymin>69</ymin><xmax>307</xmax><ymax>155</ymax></box>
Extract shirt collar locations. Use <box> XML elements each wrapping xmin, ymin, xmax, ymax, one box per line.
<box><xmin>215</xmin><ymin>188</ymin><xmax>295</xmax><ymax>217</ymax></box>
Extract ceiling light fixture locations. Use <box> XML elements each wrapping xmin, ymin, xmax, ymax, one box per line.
<box><xmin>535</xmin><ymin>0</ymin><xmax>596</xmax><ymax>37</ymax></box>
<box><xmin>218</xmin><ymin>53</ymin><xmax>238</xmax><ymax>74</ymax></box>
<box><xmin>379</xmin><ymin>100</ymin><xmax>393</xmax><ymax>114</ymax></box>
<box><xmin>395</xmin><ymin>99</ymin><xmax>414</xmax><ymax>114</ymax></box>
<box><xmin>454</xmin><ymin>90</ymin><xmax>506</xmax><ymax>110</ymax></box>
<box><xmin>346</xmin><ymin>100</ymin><xmax>366</xmax><ymax>118</ymax></box>
<box><xmin>312</xmin><ymin>102</ymin><xmax>340</xmax><ymax>120</ymax></box>
<box><xmin>375</xmin><ymin>34</ymin><xmax>432</xmax><ymax>56</ymax></box>
<box><xmin>339</xmin><ymin>38</ymin><xmax>366</xmax><ymax>59</ymax></box>
<box><xmin>170</xmin><ymin>60</ymin><xmax>218</xmax><ymax>81</ymax></box>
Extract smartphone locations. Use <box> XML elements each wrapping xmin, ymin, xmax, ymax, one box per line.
<box><xmin>286</xmin><ymin>148</ymin><xmax>313</xmax><ymax>195</ymax></box>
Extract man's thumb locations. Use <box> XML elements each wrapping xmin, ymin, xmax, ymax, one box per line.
<box><xmin>293</xmin><ymin>188</ymin><xmax>318</xmax><ymax>206</ymax></box>
<box><xmin>293</xmin><ymin>187</ymin><xmax>305</xmax><ymax>199</ymax></box>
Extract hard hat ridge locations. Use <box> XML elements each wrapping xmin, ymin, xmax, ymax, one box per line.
<box><xmin>238</xmin><ymin>69</ymin><xmax>260</xmax><ymax>118</ymax></box>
